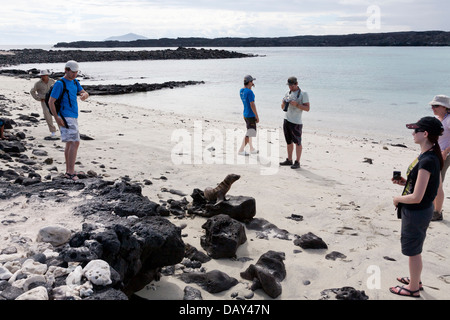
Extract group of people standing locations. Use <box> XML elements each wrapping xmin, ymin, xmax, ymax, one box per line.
<box><xmin>21</xmin><ymin>64</ymin><xmax>450</xmax><ymax>299</ymax></box>
<box><xmin>29</xmin><ymin>60</ymin><xmax>89</xmax><ymax>181</ymax></box>
<box><xmin>238</xmin><ymin>74</ymin><xmax>448</xmax><ymax>299</ymax></box>
<box><xmin>238</xmin><ymin>75</ymin><xmax>310</xmax><ymax>169</ymax></box>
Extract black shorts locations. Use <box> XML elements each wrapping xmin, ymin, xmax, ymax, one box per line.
<box><xmin>283</xmin><ymin>119</ymin><xmax>303</xmax><ymax>145</ymax></box>
<box><xmin>245</xmin><ymin>117</ymin><xmax>257</xmax><ymax>137</ymax></box>
<box><xmin>400</xmin><ymin>206</ymin><xmax>433</xmax><ymax>256</ymax></box>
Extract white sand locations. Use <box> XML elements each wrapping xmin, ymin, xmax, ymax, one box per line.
<box><xmin>1</xmin><ymin>75</ymin><xmax>449</xmax><ymax>300</ymax></box>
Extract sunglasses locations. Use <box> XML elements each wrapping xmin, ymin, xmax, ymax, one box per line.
<box><xmin>414</xmin><ymin>128</ymin><xmax>425</xmax><ymax>133</ymax></box>
<box><xmin>431</xmin><ymin>105</ymin><xmax>442</xmax><ymax>109</ymax></box>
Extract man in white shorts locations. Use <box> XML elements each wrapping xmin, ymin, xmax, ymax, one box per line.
<box><xmin>48</xmin><ymin>60</ymin><xmax>89</xmax><ymax>181</ymax></box>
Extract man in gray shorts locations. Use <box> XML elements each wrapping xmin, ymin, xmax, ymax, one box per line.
<box><xmin>48</xmin><ymin>60</ymin><xmax>89</xmax><ymax>181</ymax></box>
<box><xmin>279</xmin><ymin>77</ymin><xmax>310</xmax><ymax>169</ymax></box>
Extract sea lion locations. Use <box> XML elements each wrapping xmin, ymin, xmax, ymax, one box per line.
<box><xmin>204</xmin><ymin>174</ymin><xmax>241</xmax><ymax>205</ymax></box>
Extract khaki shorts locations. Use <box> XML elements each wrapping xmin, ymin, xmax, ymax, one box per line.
<box><xmin>60</xmin><ymin>117</ymin><xmax>80</xmax><ymax>142</ymax></box>
<box><xmin>441</xmin><ymin>155</ymin><xmax>450</xmax><ymax>182</ymax></box>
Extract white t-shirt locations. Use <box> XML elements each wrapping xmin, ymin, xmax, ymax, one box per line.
<box><xmin>284</xmin><ymin>90</ymin><xmax>309</xmax><ymax>125</ymax></box>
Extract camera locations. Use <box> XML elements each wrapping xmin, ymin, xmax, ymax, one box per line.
<box><xmin>393</xmin><ymin>171</ymin><xmax>401</xmax><ymax>180</ymax></box>
<box><xmin>283</xmin><ymin>98</ymin><xmax>290</xmax><ymax>112</ymax></box>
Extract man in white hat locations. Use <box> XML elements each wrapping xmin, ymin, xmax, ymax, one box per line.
<box><xmin>430</xmin><ymin>94</ymin><xmax>450</xmax><ymax>221</ymax></box>
<box><xmin>30</xmin><ymin>69</ymin><xmax>57</xmax><ymax>136</ymax></box>
<box><xmin>48</xmin><ymin>60</ymin><xmax>89</xmax><ymax>181</ymax></box>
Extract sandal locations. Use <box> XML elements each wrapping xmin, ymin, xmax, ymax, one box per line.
<box><xmin>397</xmin><ymin>277</ymin><xmax>424</xmax><ymax>290</ymax></box>
<box><xmin>64</xmin><ymin>172</ymin><xmax>79</xmax><ymax>181</ymax></box>
<box><xmin>389</xmin><ymin>285</ymin><xmax>420</xmax><ymax>298</ymax></box>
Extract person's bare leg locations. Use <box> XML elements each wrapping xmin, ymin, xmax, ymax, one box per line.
<box><xmin>295</xmin><ymin>144</ymin><xmax>302</xmax><ymax>162</ymax></box>
<box><xmin>434</xmin><ymin>183</ymin><xmax>444</xmax><ymax>212</ymax></box>
<box><xmin>286</xmin><ymin>143</ymin><xmax>293</xmax><ymax>161</ymax></box>
<box><xmin>407</xmin><ymin>254</ymin><xmax>422</xmax><ymax>292</ymax></box>
<box><xmin>239</xmin><ymin>136</ymin><xmax>249</xmax><ymax>153</ymax></box>
<box><xmin>65</xmin><ymin>141</ymin><xmax>80</xmax><ymax>176</ymax></box>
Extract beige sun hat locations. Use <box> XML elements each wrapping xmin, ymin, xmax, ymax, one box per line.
<box><xmin>429</xmin><ymin>95</ymin><xmax>450</xmax><ymax>109</ymax></box>
<box><xmin>39</xmin><ymin>69</ymin><xmax>51</xmax><ymax>76</ymax></box>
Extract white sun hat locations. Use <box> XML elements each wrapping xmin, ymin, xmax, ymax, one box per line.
<box><xmin>429</xmin><ymin>95</ymin><xmax>450</xmax><ymax>109</ymax></box>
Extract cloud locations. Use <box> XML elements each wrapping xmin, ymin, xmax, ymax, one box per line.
<box><xmin>0</xmin><ymin>0</ymin><xmax>448</xmax><ymax>45</ymax></box>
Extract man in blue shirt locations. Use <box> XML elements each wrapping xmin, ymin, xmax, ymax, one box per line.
<box><xmin>238</xmin><ymin>75</ymin><xmax>259</xmax><ymax>156</ymax></box>
<box><xmin>49</xmin><ymin>60</ymin><xmax>89</xmax><ymax>181</ymax></box>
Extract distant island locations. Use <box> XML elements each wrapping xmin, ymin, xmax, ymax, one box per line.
<box><xmin>54</xmin><ymin>31</ymin><xmax>450</xmax><ymax>48</ymax></box>
<box><xmin>104</xmin><ymin>33</ymin><xmax>149</xmax><ymax>42</ymax></box>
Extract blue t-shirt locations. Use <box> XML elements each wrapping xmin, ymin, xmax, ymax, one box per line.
<box><xmin>240</xmin><ymin>88</ymin><xmax>255</xmax><ymax>118</ymax></box>
<box><xmin>50</xmin><ymin>78</ymin><xmax>83</xmax><ymax>118</ymax></box>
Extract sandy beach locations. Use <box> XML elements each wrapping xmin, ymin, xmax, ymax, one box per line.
<box><xmin>1</xmin><ymin>74</ymin><xmax>449</xmax><ymax>300</ymax></box>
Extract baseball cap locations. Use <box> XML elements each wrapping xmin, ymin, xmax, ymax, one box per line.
<box><xmin>406</xmin><ymin>116</ymin><xmax>444</xmax><ymax>136</ymax></box>
<box><xmin>65</xmin><ymin>60</ymin><xmax>80</xmax><ymax>72</ymax></box>
<box><xmin>287</xmin><ymin>76</ymin><xmax>298</xmax><ymax>85</ymax></box>
<box><xmin>244</xmin><ymin>75</ymin><xmax>255</xmax><ymax>84</ymax></box>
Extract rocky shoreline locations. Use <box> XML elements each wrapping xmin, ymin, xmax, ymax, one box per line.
<box><xmin>0</xmin><ymin>47</ymin><xmax>256</xmax><ymax>68</ymax></box>
<box><xmin>0</xmin><ymin>92</ymin><xmax>371</xmax><ymax>300</ymax></box>
<box><xmin>0</xmin><ymin>46</ymin><xmax>253</xmax><ymax>96</ymax></box>
<box><xmin>0</xmin><ymin>68</ymin><xmax>205</xmax><ymax>96</ymax></box>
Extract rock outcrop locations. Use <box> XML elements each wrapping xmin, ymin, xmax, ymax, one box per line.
<box><xmin>0</xmin><ymin>47</ymin><xmax>255</xmax><ymax>67</ymax></box>
<box><xmin>240</xmin><ymin>251</ymin><xmax>286</xmax><ymax>298</ymax></box>
<box><xmin>200</xmin><ymin>214</ymin><xmax>247</xmax><ymax>259</ymax></box>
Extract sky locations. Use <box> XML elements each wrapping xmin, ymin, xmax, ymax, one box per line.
<box><xmin>1</xmin><ymin>0</ymin><xmax>449</xmax><ymax>45</ymax></box>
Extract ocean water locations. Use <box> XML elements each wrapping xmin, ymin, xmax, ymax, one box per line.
<box><xmin>3</xmin><ymin>46</ymin><xmax>449</xmax><ymax>142</ymax></box>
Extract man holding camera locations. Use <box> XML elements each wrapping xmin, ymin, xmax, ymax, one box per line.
<box><xmin>279</xmin><ymin>76</ymin><xmax>310</xmax><ymax>169</ymax></box>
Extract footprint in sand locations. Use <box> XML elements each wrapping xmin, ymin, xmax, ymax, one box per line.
<box><xmin>438</xmin><ymin>275</ymin><xmax>450</xmax><ymax>284</ymax></box>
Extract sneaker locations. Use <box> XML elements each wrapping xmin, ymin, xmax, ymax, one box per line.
<box><xmin>431</xmin><ymin>211</ymin><xmax>443</xmax><ymax>221</ymax></box>
<box><xmin>279</xmin><ymin>158</ymin><xmax>293</xmax><ymax>166</ymax></box>
<box><xmin>290</xmin><ymin>161</ymin><xmax>300</xmax><ymax>169</ymax></box>
<box><xmin>250</xmin><ymin>149</ymin><xmax>259</xmax><ymax>154</ymax></box>
<box><xmin>238</xmin><ymin>151</ymin><xmax>250</xmax><ymax>156</ymax></box>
